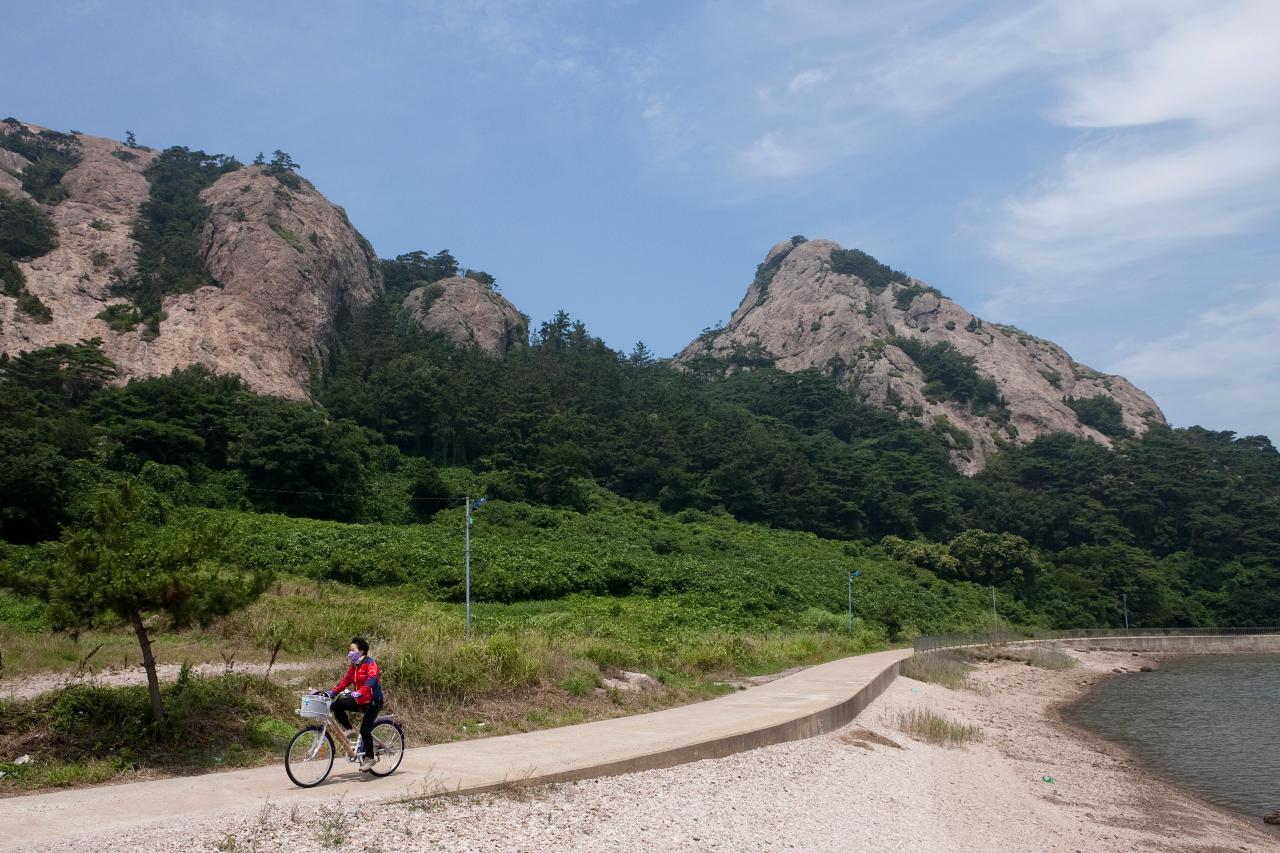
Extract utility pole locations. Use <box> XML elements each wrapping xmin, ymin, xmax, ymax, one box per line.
<box><xmin>1123</xmin><ymin>592</ymin><xmax>1129</xmax><ymax>632</ymax></box>
<box><xmin>847</xmin><ymin>570</ymin><xmax>861</xmax><ymax>633</ymax></box>
<box><xmin>465</xmin><ymin>496</ymin><xmax>471</xmax><ymax>641</ymax></box>
<box><xmin>991</xmin><ymin>585</ymin><xmax>998</xmax><ymax>633</ymax></box>
<box><xmin>464</xmin><ymin>496</ymin><xmax>487</xmax><ymax>642</ymax></box>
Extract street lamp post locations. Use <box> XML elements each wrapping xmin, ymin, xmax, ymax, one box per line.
<box><xmin>847</xmin><ymin>570</ymin><xmax>861</xmax><ymax>634</ymax></box>
<box><xmin>464</xmin><ymin>496</ymin><xmax>487</xmax><ymax>641</ymax></box>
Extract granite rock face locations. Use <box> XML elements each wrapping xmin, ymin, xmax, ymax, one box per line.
<box><xmin>1</xmin><ymin>122</ymin><xmax>381</xmax><ymax>399</ymax></box>
<box><xmin>403</xmin><ymin>276</ymin><xmax>528</xmax><ymax>356</ymax></box>
<box><xmin>676</xmin><ymin>238</ymin><xmax>1165</xmax><ymax>472</ymax></box>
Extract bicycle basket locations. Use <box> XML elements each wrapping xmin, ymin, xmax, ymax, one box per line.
<box><xmin>298</xmin><ymin>694</ymin><xmax>333</xmax><ymax>720</ymax></box>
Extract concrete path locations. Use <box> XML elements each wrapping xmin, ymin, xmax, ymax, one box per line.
<box><xmin>1</xmin><ymin>647</ymin><xmax>911</xmax><ymax>849</ymax></box>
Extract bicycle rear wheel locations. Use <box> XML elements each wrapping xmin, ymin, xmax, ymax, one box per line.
<box><xmin>366</xmin><ymin>718</ymin><xmax>405</xmax><ymax>777</ymax></box>
<box><xmin>285</xmin><ymin>725</ymin><xmax>335</xmax><ymax>788</ymax></box>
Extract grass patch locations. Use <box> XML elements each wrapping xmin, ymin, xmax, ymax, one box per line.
<box><xmin>900</xmin><ymin>651</ymin><xmax>974</xmax><ymax>690</ymax></box>
<box><xmin>1024</xmin><ymin>646</ymin><xmax>1077</xmax><ymax>670</ymax></box>
<box><xmin>558</xmin><ymin>669</ymin><xmax>597</xmax><ymax>697</ymax></box>
<box><xmin>0</xmin><ymin>669</ymin><xmax>297</xmax><ymax>792</ymax></box>
<box><xmin>0</xmin><ymin>575</ymin><xmax>894</xmax><ymax>793</ymax></box>
<box><xmin>957</xmin><ymin>644</ymin><xmax>1077</xmax><ymax>670</ymax></box>
<box><xmin>893</xmin><ymin>707</ymin><xmax>982</xmax><ymax>747</ymax></box>
<box><xmin>266</xmin><ymin>215</ymin><xmax>306</xmax><ymax>253</ymax></box>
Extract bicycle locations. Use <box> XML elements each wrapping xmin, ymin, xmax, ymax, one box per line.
<box><xmin>285</xmin><ymin>690</ymin><xmax>405</xmax><ymax>788</ymax></box>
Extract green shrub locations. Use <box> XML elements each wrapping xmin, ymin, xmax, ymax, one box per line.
<box><xmin>0</xmin><ymin>252</ymin><xmax>25</xmax><ymax>296</ymax></box>
<box><xmin>830</xmin><ymin>248</ymin><xmax>910</xmax><ymax>293</ymax></box>
<box><xmin>893</xmin><ymin>336</ymin><xmax>1005</xmax><ymax>415</ymax></box>
<box><xmin>0</xmin><ymin>237</ymin><xmax>54</xmax><ymax>323</ymax></box>
<box><xmin>0</xmin><ymin>121</ymin><xmax>82</xmax><ymax>204</ymax></box>
<box><xmin>1065</xmin><ymin>394</ymin><xmax>1129</xmax><ymax>438</ymax></box>
<box><xmin>558</xmin><ymin>668</ymin><xmax>598</xmax><ymax>696</ymax></box>
<box><xmin>17</xmin><ymin>290</ymin><xmax>52</xmax><ymax>322</ymax></box>
<box><xmin>97</xmin><ymin>303</ymin><xmax>140</xmax><ymax>333</ymax></box>
<box><xmin>894</xmin><ymin>282</ymin><xmax>942</xmax><ymax>310</ymax></box>
<box><xmin>0</xmin><ymin>190</ymin><xmax>58</xmax><ymax>258</ymax></box>
<box><xmin>931</xmin><ymin>415</ymin><xmax>974</xmax><ymax>450</ymax></box>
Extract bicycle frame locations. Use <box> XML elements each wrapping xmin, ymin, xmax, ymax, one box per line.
<box><xmin>309</xmin><ymin>714</ymin><xmax>360</xmax><ymax>761</ymax></box>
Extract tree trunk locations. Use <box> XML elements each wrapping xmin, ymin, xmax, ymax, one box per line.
<box><xmin>129</xmin><ymin>610</ymin><xmax>165</xmax><ymax>724</ymax></box>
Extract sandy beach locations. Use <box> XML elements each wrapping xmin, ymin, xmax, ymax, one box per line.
<box><xmin>51</xmin><ymin>649</ymin><xmax>1278</xmax><ymax>852</ymax></box>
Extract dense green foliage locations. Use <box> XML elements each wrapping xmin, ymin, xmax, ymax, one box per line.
<box><xmin>892</xmin><ymin>336</ymin><xmax>1006</xmax><ymax>416</ymax></box>
<box><xmin>0</xmin><ymin>121</ymin><xmax>82</xmax><ymax>204</ymax></box>
<box><xmin>0</xmin><ymin>253</ymin><xmax>23</xmax><ymax>296</ymax></box>
<box><xmin>1</xmin><ymin>482</ymin><xmax>271</xmax><ymax>720</ymax></box>
<box><xmin>0</xmin><ymin>251</ymin><xmax>52</xmax><ymax>322</ymax></box>
<box><xmin>0</xmin><ymin>288</ymin><xmax>1277</xmax><ymax>639</ymax></box>
<box><xmin>0</xmin><ymin>190</ymin><xmax>58</xmax><ymax>321</ymax></box>
<box><xmin>0</xmin><ymin>190</ymin><xmax>58</xmax><ymax>258</ymax></box>
<box><xmin>381</xmin><ymin>249</ymin><xmax>462</xmax><ymax>297</ymax></box>
<box><xmin>829</xmin><ymin>248</ymin><xmax>910</xmax><ymax>293</ymax></box>
<box><xmin>112</xmin><ymin>147</ymin><xmax>242</xmax><ymax>337</ymax></box>
<box><xmin>894</xmin><ymin>282</ymin><xmax>942</xmax><ymax>310</ymax></box>
<box><xmin>262</xmin><ymin>149</ymin><xmax>302</xmax><ymax>189</ymax></box>
<box><xmin>1065</xmin><ymin>393</ymin><xmax>1130</xmax><ymax>438</ymax></box>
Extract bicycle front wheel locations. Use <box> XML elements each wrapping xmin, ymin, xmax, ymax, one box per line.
<box><xmin>366</xmin><ymin>718</ymin><xmax>405</xmax><ymax>777</ymax></box>
<box><xmin>285</xmin><ymin>725</ymin><xmax>335</xmax><ymax>788</ymax></box>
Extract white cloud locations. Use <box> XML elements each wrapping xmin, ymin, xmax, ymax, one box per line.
<box><xmin>734</xmin><ymin>133</ymin><xmax>808</xmax><ymax>180</ymax></box>
<box><xmin>1113</xmin><ymin>283</ymin><xmax>1280</xmax><ymax>434</ymax></box>
<box><xmin>1053</xmin><ymin>1</ymin><xmax>1280</xmax><ymax>129</ymax></box>
<box><xmin>787</xmin><ymin>68</ymin><xmax>829</xmax><ymax>93</ymax></box>
<box><xmin>990</xmin><ymin>0</ymin><xmax>1280</xmax><ymax>282</ymax></box>
<box><xmin>992</xmin><ymin>122</ymin><xmax>1280</xmax><ymax>273</ymax></box>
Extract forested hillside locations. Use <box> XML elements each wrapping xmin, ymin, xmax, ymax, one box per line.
<box><xmin>2</xmin><ymin>272</ymin><xmax>1277</xmax><ymax>632</ymax></box>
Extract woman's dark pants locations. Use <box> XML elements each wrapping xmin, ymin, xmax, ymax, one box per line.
<box><xmin>332</xmin><ymin>695</ymin><xmax>382</xmax><ymax>759</ymax></box>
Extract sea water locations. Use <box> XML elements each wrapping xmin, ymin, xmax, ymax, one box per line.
<box><xmin>1063</xmin><ymin>654</ymin><xmax>1280</xmax><ymax>825</ymax></box>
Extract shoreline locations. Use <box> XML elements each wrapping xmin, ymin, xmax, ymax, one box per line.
<box><xmin>1050</xmin><ymin>648</ymin><xmax>1280</xmax><ymax>841</ymax></box>
<box><xmin>33</xmin><ymin>647</ymin><xmax>1280</xmax><ymax>852</ymax></box>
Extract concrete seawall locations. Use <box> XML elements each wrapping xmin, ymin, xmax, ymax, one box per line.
<box><xmin>1044</xmin><ymin>634</ymin><xmax>1280</xmax><ymax>654</ymax></box>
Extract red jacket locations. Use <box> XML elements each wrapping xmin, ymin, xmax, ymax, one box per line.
<box><xmin>332</xmin><ymin>657</ymin><xmax>383</xmax><ymax>705</ymax></box>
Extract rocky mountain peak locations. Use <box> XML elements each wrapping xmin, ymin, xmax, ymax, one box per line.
<box><xmin>677</xmin><ymin>237</ymin><xmax>1165</xmax><ymax>472</ymax></box>
<box><xmin>403</xmin><ymin>276</ymin><xmax>528</xmax><ymax>356</ymax></box>
<box><xmin>0</xmin><ymin>120</ymin><xmax>381</xmax><ymax>399</ymax></box>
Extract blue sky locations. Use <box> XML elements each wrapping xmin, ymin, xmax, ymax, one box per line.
<box><xmin>5</xmin><ymin>0</ymin><xmax>1278</xmax><ymax>440</ymax></box>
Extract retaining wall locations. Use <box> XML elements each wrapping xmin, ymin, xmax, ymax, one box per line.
<box><xmin>1043</xmin><ymin>634</ymin><xmax>1280</xmax><ymax>654</ymax></box>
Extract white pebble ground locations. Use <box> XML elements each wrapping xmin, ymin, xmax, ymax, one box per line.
<box><xmin>42</xmin><ymin>651</ymin><xmax>1280</xmax><ymax>852</ymax></box>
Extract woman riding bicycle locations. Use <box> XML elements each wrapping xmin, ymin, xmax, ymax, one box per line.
<box><xmin>313</xmin><ymin>637</ymin><xmax>383</xmax><ymax>771</ymax></box>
